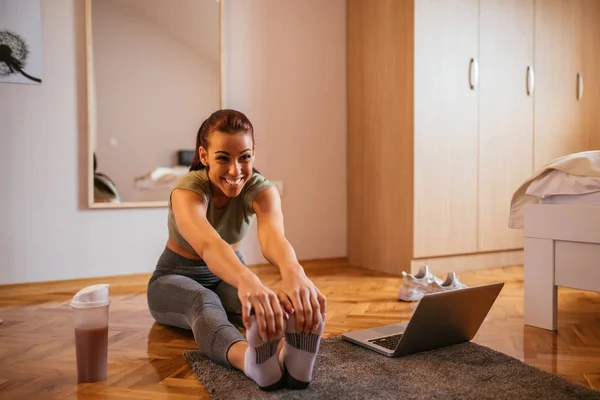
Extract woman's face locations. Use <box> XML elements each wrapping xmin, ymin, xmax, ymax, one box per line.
<box><xmin>199</xmin><ymin>130</ymin><xmax>255</xmax><ymax>198</ymax></box>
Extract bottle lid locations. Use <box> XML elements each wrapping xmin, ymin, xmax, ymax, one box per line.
<box><xmin>70</xmin><ymin>284</ymin><xmax>110</xmax><ymax>309</ymax></box>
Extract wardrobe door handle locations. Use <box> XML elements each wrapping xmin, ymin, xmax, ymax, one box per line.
<box><xmin>577</xmin><ymin>72</ymin><xmax>584</xmax><ymax>100</ymax></box>
<box><xmin>526</xmin><ymin>66</ymin><xmax>535</xmax><ymax>96</ymax></box>
<box><xmin>469</xmin><ymin>58</ymin><xmax>478</xmax><ymax>90</ymax></box>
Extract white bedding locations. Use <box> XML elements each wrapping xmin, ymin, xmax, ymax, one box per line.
<box><xmin>526</xmin><ymin>169</ymin><xmax>600</xmax><ymax>198</ymax></box>
<box><xmin>509</xmin><ymin>151</ymin><xmax>600</xmax><ymax>228</ymax></box>
<box><xmin>134</xmin><ymin>166</ymin><xmax>189</xmax><ymax>190</ymax></box>
<box><xmin>540</xmin><ymin>191</ymin><xmax>600</xmax><ymax>206</ymax></box>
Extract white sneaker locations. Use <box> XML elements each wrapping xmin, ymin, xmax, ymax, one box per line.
<box><xmin>397</xmin><ymin>265</ymin><xmax>443</xmax><ymax>302</ymax></box>
<box><xmin>427</xmin><ymin>272</ymin><xmax>468</xmax><ymax>294</ymax></box>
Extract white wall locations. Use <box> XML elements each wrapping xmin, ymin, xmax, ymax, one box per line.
<box><xmin>0</xmin><ymin>0</ymin><xmax>347</xmax><ymax>285</ymax></box>
<box><xmin>0</xmin><ymin>1</ymin><xmax>168</xmax><ymax>285</ymax></box>
<box><xmin>93</xmin><ymin>0</ymin><xmax>219</xmax><ymax>202</ymax></box>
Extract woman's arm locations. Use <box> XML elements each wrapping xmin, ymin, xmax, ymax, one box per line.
<box><xmin>253</xmin><ymin>187</ymin><xmax>327</xmax><ymax>334</ymax></box>
<box><xmin>171</xmin><ymin>189</ymin><xmax>284</xmax><ymax>340</ymax></box>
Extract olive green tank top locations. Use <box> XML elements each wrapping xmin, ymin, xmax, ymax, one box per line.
<box><xmin>168</xmin><ymin>169</ymin><xmax>274</xmax><ymax>256</ymax></box>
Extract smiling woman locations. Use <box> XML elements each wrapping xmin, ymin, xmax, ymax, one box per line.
<box><xmin>146</xmin><ymin>109</ymin><xmax>328</xmax><ymax>392</ymax></box>
<box><xmin>167</xmin><ymin>110</ymin><xmax>267</xmax><ymax>251</ymax></box>
<box><xmin>191</xmin><ymin>108</ymin><xmax>260</xmax><ymax>200</ymax></box>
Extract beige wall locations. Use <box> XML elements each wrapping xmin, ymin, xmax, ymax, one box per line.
<box><xmin>226</xmin><ymin>0</ymin><xmax>348</xmax><ymax>264</ymax></box>
<box><xmin>0</xmin><ymin>0</ymin><xmax>347</xmax><ymax>285</ymax></box>
<box><xmin>93</xmin><ymin>0</ymin><xmax>219</xmax><ymax>202</ymax></box>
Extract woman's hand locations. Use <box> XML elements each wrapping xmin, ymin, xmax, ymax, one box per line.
<box><xmin>237</xmin><ymin>273</ymin><xmax>285</xmax><ymax>341</ymax></box>
<box><xmin>278</xmin><ymin>268</ymin><xmax>327</xmax><ymax>334</ymax></box>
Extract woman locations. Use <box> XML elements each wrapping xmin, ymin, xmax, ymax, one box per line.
<box><xmin>147</xmin><ymin>109</ymin><xmax>326</xmax><ymax>391</ymax></box>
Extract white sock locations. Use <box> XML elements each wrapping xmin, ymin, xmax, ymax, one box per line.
<box><xmin>281</xmin><ymin>313</ymin><xmax>324</xmax><ymax>388</ymax></box>
<box><xmin>243</xmin><ymin>316</ymin><xmax>283</xmax><ymax>390</ymax></box>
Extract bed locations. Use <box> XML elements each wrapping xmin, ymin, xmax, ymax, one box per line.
<box><xmin>509</xmin><ymin>151</ymin><xmax>600</xmax><ymax>331</ymax></box>
<box><xmin>523</xmin><ymin>203</ymin><xmax>600</xmax><ymax>330</ymax></box>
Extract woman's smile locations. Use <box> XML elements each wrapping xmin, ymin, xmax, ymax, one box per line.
<box><xmin>223</xmin><ymin>177</ymin><xmax>243</xmax><ymax>186</ymax></box>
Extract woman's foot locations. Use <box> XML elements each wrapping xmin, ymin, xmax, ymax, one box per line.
<box><xmin>281</xmin><ymin>313</ymin><xmax>324</xmax><ymax>389</ymax></box>
<box><xmin>243</xmin><ymin>316</ymin><xmax>284</xmax><ymax>391</ymax></box>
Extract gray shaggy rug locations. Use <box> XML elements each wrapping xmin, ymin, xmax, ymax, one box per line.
<box><xmin>184</xmin><ymin>336</ymin><xmax>600</xmax><ymax>400</ymax></box>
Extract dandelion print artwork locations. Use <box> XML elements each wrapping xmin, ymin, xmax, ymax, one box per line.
<box><xmin>0</xmin><ymin>0</ymin><xmax>43</xmax><ymax>85</ymax></box>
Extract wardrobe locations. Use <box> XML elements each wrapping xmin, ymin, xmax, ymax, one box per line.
<box><xmin>347</xmin><ymin>0</ymin><xmax>600</xmax><ymax>276</ymax></box>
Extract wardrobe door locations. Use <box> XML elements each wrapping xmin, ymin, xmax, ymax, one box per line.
<box><xmin>414</xmin><ymin>0</ymin><xmax>479</xmax><ymax>258</ymax></box>
<box><xmin>534</xmin><ymin>0</ymin><xmax>586</xmax><ymax>170</ymax></box>
<box><xmin>582</xmin><ymin>0</ymin><xmax>600</xmax><ymax>150</ymax></box>
<box><xmin>478</xmin><ymin>0</ymin><xmax>534</xmax><ymax>252</ymax></box>
<box><xmin>348</xmin><ymin>0</ymin><xmax>415</xmax><ymax>274</ymax></box>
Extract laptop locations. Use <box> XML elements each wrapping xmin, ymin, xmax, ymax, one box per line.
<box><xmin>341</xmin><ymin>282</ymin><xmax>504</xmax><ymax>357</ymax></box>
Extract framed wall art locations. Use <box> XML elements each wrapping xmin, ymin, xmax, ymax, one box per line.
<box><xmin>0</xmin><ymin>0</ymin><xmax>42</xmax><ymax>84</ymax></box>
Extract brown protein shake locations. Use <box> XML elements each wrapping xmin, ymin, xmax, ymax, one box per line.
<box><xmin>70</xmin><ymin>284</ymin><xmax>111</xmax><ymax>383</ymax></box>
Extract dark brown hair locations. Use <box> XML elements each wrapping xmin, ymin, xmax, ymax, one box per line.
<box><xmin>189</xmin><ymin>109</ymin><xmax>255</xmax><ymax>172</ymax></box>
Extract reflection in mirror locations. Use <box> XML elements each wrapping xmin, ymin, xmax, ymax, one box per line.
<box><xmin>86</xmin><ymin>0</ymin><xmax>221</xmax><ymax>208</ymax></box>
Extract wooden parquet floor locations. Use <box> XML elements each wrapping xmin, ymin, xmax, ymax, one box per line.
<box><xmin>0</xmin><ymin>259</ymin><xmax>599</xmax><ymax>399</ymax></box>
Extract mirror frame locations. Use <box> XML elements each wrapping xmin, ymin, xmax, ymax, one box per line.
<box><xmin>84</xmin><ymin>0</ymin><xmax>223</xmax><ymax>209</ymax></box>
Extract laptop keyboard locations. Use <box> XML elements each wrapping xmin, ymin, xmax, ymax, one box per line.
<box><xmin>368</xmin><ymin>333</ymin><xmax>403</xmax><ymax>350</ymax></box>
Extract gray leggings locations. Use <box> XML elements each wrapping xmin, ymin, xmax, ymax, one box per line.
<box><xmin>147</xmin><ymin>247</ymin><xmax>246</xmax><ymax>368</ymax></box>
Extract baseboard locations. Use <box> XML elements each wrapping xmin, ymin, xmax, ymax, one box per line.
<box><xmin>0</xmin><ymin>257</ymin><xmax>349</xmax><ymax>295</ymax></box>
<box><xmin>411</xmin><ymin>250</ymin><xmax>524</xmax><ymax>276</ymax></box>
<box><xmin>0</xmin><ymin>273</ymin><xmax>153</xmax><ymax>298</ymax></box>
<box><xmin>249</xmin><ymin>257</ymin><xmax>348</xmax><ymax>271</ymax></box>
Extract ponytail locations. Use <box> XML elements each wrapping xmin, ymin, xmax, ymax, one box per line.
<box><xmin>188</xmin><ymin>157</ymin><xmax>206</xmax><ymax>172</ymax></box>
<box><xmin>189</xmin><ymin>119</ymin><xmax>210</xmax><ymax>172</ymax></box>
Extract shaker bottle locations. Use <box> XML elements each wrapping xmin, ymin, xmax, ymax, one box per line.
<box><xmin>70</xmin><ymin>284</ymin><xmax>110</xmax><ymax>383</ymax></box>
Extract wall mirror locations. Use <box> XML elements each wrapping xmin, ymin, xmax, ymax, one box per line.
<box><xmin>85</xmin><ymin>0</ymin><xmax>221</xmax><ymax>208</ymax></box>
